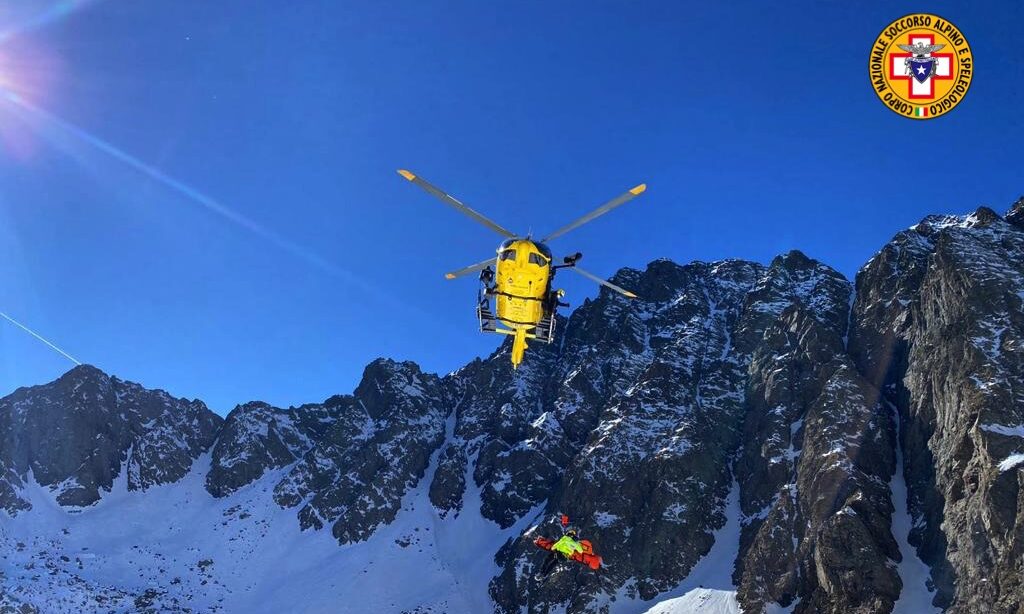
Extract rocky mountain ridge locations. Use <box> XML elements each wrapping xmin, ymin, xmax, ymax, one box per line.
<box><xmin>2</xmin><ymin>197</ymin><xmax>1023</xmax><ymax>613</ymax></box>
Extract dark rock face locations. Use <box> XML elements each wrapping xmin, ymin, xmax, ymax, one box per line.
<box><xmin>1006</xmin><ymin>196</ymin><xmax>1024</xmax><ymax>228</ymax></box>
<box><xmin>272</xmin><ymin>359</ymin><xmax>449</xmax><ymax>543</ymax></box>
<box><xmin>440</xmin><ymin>335</ymin><xmax>563</xmax><ymax>529</ymax></box>
<box><xmin>731</xmin><ymin>252</ymin><xmax>902</xmax><ymax>614</ymax></box>
<box><xmin>428</xmin><ymin>441</ymin><xmax>467</xmax><ymax>516</ymax></box>
<box><xmin>0</xmin><ymin>365</ymin><xmax>220</xmax><ymax>511</ymax></box>
<box><xmin>492</xmin><ymin>259</ymin><xmax>763</xmax><ymax>612</ymax></box>
<box><xmin>0</xmin><ymin>587</ymin><xmax>37</xmax><ymax>613</ymax></box>
<box><xmin>486</xmin><ymin>254</ymin><xmax>897</xmax><ymax>613</ymax></box>
<box><xmin>204</xmin><ymin>359</ymin><xmax>452</xmax><ymax>543</ymax></box>
<box><xmin>736</xmin><ymin>305</ymin><xmax>899</xmax><ymax>614</ymax></box>
<box><xmin>850</xmin><ymin>206</ymin><xmax>1024</xmax><ymax>613</ymax></box>
<box><xmin>206</xmin><ymin>401</ymin><xmax>325</xmax><ymax>497</ymax></box>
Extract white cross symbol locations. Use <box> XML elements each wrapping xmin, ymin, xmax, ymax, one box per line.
<box><xmin>889</xmin><ymin>34</ymin><xmax>953</xmax><ymax>99</ymax></box>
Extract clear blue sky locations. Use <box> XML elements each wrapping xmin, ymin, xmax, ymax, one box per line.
<box><xmin>0</xmin><ymin>1</ymin><xmax>1020</xmax><ymax>413</ymax></box>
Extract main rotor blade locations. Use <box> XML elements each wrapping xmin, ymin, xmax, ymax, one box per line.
<box><xmin>444</xmin><ymin>257</ymin><xmax>494</xmax><ymax>280</ymax></box>
<box><xmin>540</xmin><ymin>183</ymin><xmax>646</xmax><ymax>243</ymax></box>
<box><xmin>398</xmin><ymin>169</ymin><xmax>517</xmax><ymax>239</ymax></box>
<box><xmin>569</xmin><ymin>266</ymin><xmax>637</xmax><ymax>298</ymax></box>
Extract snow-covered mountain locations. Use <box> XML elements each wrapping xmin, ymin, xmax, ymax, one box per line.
<box><xmin>2</xmin><ymin>198</ymin><xmax>1023</xmax><ymax>613</ymax></box>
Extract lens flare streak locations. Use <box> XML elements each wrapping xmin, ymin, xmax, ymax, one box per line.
<box><xmin>0</xmin><ymin>0</ymin><xmax>101</xmax><ymax>46</ymax></box>
<box><xmin>0</xmin><ymin>89</ymin><xmax>448</xmax><ymax>331</ymax></box>
<box><xmin>1</xmin><ymin>90</ymin><xmax>372</xmax><ymax>291</ymax></box>
<box><xmin>0</xmin><ymin>311</ymin><xmax>82</xmax><ymax>365</ymax></box>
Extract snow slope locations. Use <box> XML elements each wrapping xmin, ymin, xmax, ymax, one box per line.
<box><xmin>888</xmin><ymin>406</ymin><xmax>942</xmax><ymax>614</ymax></box>
<box><xmin>3</xmin><ymin>451</ymin><xmax>746</xmax><ymax>614</ymax></box>
<box><xmin>0</xmin><ymin>445</ymin><xmax>538</xmax><ymax>613</ymax></box>
<box><xmin>633</xmin><ymin>481</ymin><xmax>742</xmax><ymax>614</ymax></box>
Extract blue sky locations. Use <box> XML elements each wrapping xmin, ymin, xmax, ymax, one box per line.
<box><xmin>0</xmin><ymin>1</ymin><xmax>1020</xmax><ymax>413</ymax></box>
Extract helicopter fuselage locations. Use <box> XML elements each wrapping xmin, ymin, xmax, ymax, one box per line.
<box><xmin>493</xmin><ymin>238</ymin><xmax>554</xmax><ymax>331</ymax></box>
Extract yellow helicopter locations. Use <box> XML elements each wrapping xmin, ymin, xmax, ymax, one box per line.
<box><xmin>398</xmin><ymin>169</ymin><xmax>646</xmax><ymax>368</ymax></box>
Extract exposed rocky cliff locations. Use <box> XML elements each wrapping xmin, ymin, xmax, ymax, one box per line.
<box><xmin>205</xmin><ymin>358</ymin><xmax>450</xmax><ymax>544</ymax></box>
<box><xmin>2</xmin><ymin>197</ymin><xmax>1023</xmax><ymax>613</ymax></box>
<box><xmin>0</xmin><ymin>365</ymin><xmax>220</xmax><ymax>511</ymax></box>
<box><xmin>850</xmin><ymin>204</ymin><xmax>1024</xmax><ymax>613</ymax></box>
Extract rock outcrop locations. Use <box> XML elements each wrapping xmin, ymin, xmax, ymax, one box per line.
<box><xmin>205</xmin><ymin>359</ymin><xmax>451</xmax><ymax>544</ymax></box>
<box><xmin>850</xmin><ymin>205</ymin><xmax>1024</xmax><ymax>613</ymax></box>
<box><xmin>272</xmin><ymin>359</ymin><xmax>449</xmax><ymax>543</ymax></box>
<box><xmin>0</xmin><ymin>365</ymin><xmax>220</xmax><ymax>511</ymax></box>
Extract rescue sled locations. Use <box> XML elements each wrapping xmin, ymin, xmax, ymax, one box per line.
<box><xmin>533</xmin><ymin>536</ymin><xmax>602</xmax><ymax>570</ymax></box>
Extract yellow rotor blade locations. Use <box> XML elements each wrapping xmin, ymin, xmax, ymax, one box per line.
<box><xmin>569</xmin><ymin>266</ymin><xmax>638</xmax><ymax>298</ymax></box>
<box><xmin>444</xmin><ymin>257</ymin><xmax>495</xmax><ymax>280</ymax></box>
<box><xmin>540</xmin><ymin>183</ymin><xmax>647</xmax><ymax>243</ymax></box>
<box><xmin>397</xmin><ymin>169</ymin><xmax>517</xmax><ymax>239</ymax></box>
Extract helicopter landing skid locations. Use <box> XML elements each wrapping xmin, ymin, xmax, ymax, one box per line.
<box><xmin>476</xmin><ymin>298</ymin><xmax>557</xmax><ymax>345</ymax></box>
<box><xmin>477</xmin><ymin>301</ymin><xmax>499</xmax><ymax>333</ymax></box>
<box><xmin>533</xmin><ymin>314</ymin><xmax>556</xmax><ymax>343</ymax></box>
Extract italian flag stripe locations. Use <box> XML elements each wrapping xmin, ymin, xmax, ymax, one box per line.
<box><xmin>915</xmin><ymin>107</ymin><xmax>929</xmax><ymax>117</ymax></box>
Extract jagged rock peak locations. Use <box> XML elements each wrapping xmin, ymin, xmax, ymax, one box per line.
<box><xmin>354</xmin><ymin>357</ymin><xmax>438</xmax><ymax>419</ymax></box>
<box><xmin>607</xmin><ymin>257</ymin><xmax>766</xmax><ymax>304</ymax></box>
<box><xmin>207</xmin><ymin>400</ymin><xmax>319</xmax><ymax>498</ymax></box>
<box><xmin>769</xmin><ymin>248</ymin><xmax>816</xmax><ymax>269</ymax></box>
<box><xmin>911</xmin><ymin>205</ymin><xmax>1010</xmax><ymax>236</ymax></box>
<box><xmin>1006</xmin><ymin>195</ymin><xmax>1024</xmax><ymax>228</ymax></box>
<box><xmin>0</xmin><ymin>365</ymin><xmax>221</xmax><ymax>511</ymax></box>
<box><xmin>58</xmin><ymin>363</ymin><xmax>108</xmax><ymax>381</ymax></box>
<box><xmin>356</xmin><ymin>357</ymin><xmax>431</xmax><ymax>386</ymax></box>
<box><xmin>971</xmin><ymin>205</ymin><xmax>1003</xmax><ymax>225</ymax></box>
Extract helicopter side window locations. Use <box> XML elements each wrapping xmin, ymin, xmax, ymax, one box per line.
<box><xmin>500</xmin><ymin>249</ymin><xmax>517</xmax><ymax>261</ymax></box>
<box><xmin>528</xmin><ymin>253</ymin><xmax>547</xmax><ymax>266</ymax></box>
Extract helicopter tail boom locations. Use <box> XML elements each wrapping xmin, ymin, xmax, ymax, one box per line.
<box><xmin>510</xmin><ymin>328</ymin><xmax>528</xmax><ymax>369</ymax></box>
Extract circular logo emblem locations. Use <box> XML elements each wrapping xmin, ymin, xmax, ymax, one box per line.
<box><xmin>869</xmin><ymin>14</ymin><xmax>973</xmax><ymax>119</ymax></box>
